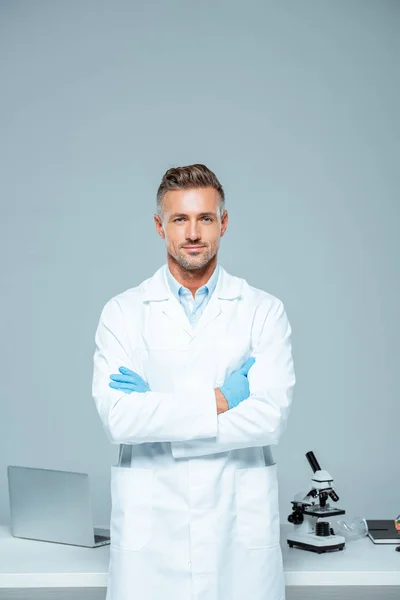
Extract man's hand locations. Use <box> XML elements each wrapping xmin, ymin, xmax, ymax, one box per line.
<box><xmin>217</xmin><ymin>356</ymin><xmax>255</xmax><ymax>411</ymax></box>
<box><xmin>214</xmin><ymin>387</ymin><xmax>229</xmax><ymax>414</ymax></box>
<box><xmin>109</xmin><ymin>367</ymin><xmax>150</xmax><ymax>394</ymax></box>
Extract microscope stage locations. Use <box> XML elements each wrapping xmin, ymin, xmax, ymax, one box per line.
<box><xmin>303</xmin><ymin>506</ymin><xmax>345</xmax><ymax>518</ymax></box>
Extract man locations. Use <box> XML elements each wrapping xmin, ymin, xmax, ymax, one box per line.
<box><xmin>92</xmin><ymin>163</ymin><xmax>295</xmax><ymax>600</ymax></box>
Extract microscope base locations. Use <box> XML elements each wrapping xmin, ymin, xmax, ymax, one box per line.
<box><xmin>287</xmin><ymin>534</ymin><xmax>345</xmax><ymax>554</ymax></box>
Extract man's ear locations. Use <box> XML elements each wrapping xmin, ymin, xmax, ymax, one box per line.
<box><xmin>154</xmin><ymin>214</ymin><xmax>166</xmax><ymax>239</ymax></box>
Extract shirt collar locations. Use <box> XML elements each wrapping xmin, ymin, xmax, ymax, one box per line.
<box><xmin>142</xmin><ymin>264</ymin><xmax>243</xmax><ymax>302</ymax></box>
<box><xmin>166</xmin><ymin>263</ymin><xmax>220</xmax><ymax>300</ymax></box>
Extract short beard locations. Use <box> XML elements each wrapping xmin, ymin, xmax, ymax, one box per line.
<box><xmin>172</xmin><ymin>247</ymin><xmax>214</xmax><ymax>271</ymax></box>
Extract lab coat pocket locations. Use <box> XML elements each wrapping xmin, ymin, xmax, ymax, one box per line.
<box><xmin>110</xmin><ymin>466</ymin><xmax>153</xmax><ymax>551</ymax></box>
<box><xmin>235</xmin><ymin>464</ymin><xmax>280</xmax><ymax>549</ymax></box>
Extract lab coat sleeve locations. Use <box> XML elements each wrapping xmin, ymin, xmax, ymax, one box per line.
<box><xmin>92</xmin><ymin>297</ymin><xmax>218</xmax><ymax>444</ymax></box>
<box><xmin>170</xmin><ymin>298</ymin><xmax>295</xmax><ymax>459</ymax></box>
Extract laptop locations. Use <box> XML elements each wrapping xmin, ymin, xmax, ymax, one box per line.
<box><xmin>366</xmin><ymin>520</ymin><xmax>400</xmax><ymax>544</ymax></box>
<box><xmin>7</xmin><ymin>465</ymin><xmax>110</xmax><ymax>548</ymax></box>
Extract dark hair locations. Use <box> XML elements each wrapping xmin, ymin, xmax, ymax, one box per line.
<box><xmin>156</xmin><ymin>163</ymin><xmax>225</xmax><ymax>217</ymax></box>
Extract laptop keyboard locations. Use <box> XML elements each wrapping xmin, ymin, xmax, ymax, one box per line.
<box><xmin>94</xmin><ymin>534</ymin><xmax>109</xmax><ymax>542</ymax></box>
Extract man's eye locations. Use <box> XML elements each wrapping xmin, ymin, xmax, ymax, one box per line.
<box><xmin>173</xmin><ymin>217</ymin><xmax>212</xmax><ymax>223</ymax></box>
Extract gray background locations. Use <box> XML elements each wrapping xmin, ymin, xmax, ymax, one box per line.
<box><xmin>0</xmin><ymin>0</ymin><xmax>399</xmax><ymax>532</ymax></box>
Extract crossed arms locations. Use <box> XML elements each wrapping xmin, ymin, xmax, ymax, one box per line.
<box><xmin>92</xmin><ymin>296</ymin><xmax>296</xmax><ymax>458</ymax></box>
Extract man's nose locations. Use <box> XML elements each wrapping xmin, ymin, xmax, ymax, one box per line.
<box><xmin>186</xmin><ymin>221</ymin><xmax>201</xmax><ymax>240</ymax></box>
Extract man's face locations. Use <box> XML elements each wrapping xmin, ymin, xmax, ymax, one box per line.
<box><xmin>154</xmin><ymin>187</ymin><xmax>228</xmax><ymax>271</ymax></box>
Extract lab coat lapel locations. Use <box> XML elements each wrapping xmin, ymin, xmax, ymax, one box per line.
<box><xmin>142</xmin><ymin>264</ymin><xmax>243</xmax><ymax>339</ymax></box>
<box><xmin>142</xmin><ymin>265</ymin><xmax>193</xmax><ymax>339</ymax></box>
<box><xmin>162</xmin><ymin>294</ymin><xmax>194</xmax><ymax>338</ymax></box>
<box><xmin>190</xmin><ymin>291</ymin><xmax>221</xmax><ymax>336</ymax></box>
<box><xmin>193</xmin><ymin>266</ymin><xmax>244</xmax><ymax>335</ymax></box>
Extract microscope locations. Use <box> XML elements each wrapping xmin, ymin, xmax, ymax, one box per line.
<box><xmin>287</xmin><ymin>451</ymin><xmax>346</xmax><ymax>553</ymax></box>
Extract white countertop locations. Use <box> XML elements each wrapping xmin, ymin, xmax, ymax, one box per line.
<box><xmin>281</xmin><ymin>525</ymin><xmax>400</xmax><ymax>587</ymax></box>
<box><xmin>0</xmin><ymin>524</ymin><xmax>399</xmax><ymax>588</ymax></box>
<box><xmin>0</xmin><ymin>525</ymin><xmax>109</xmax><ymax>588</ymax></box>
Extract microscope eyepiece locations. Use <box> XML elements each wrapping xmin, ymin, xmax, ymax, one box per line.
<box><xmin>306</xmin><ymin>451</ymin><xmax>321</xmax><ymax>473</ymax></box>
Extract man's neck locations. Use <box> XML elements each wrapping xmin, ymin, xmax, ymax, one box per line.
<box><xmin>167</xmin><ymin>256</ymin><xmax>218</xmax><ymax>296</ymax></box>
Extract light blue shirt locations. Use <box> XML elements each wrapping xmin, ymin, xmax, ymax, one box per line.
<box><xmin>165</xmin><ymin>263</ymin><xmax>220</xmax><ymax>327</ymax></box>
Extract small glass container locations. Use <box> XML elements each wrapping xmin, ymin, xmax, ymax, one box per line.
<box><xmin>334</xmin><ymin>517</ymin><xmax>369</xmax><ymax>540</ymax></box>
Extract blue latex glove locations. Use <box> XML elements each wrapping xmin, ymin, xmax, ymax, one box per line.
<box><xmin>109</xmin><ymin>367</ymin><xmax>150</xmax><ymax>394</ymax></box>
<box><xmin>218</xmin><ymin>356</ymin><xmax>256</xmax><ymax>410</ymax></box>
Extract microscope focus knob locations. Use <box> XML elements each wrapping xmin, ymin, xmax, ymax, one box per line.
<box><xmin>288</xmin><ymin>511</ymin><xmax>303</xmax><ymax>525</ymax></box>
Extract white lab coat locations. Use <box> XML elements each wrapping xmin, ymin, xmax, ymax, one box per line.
<box><xmin>92</xmin><ymin>264</ymin><xmax>295</xmax><ymax>600</ymax></box>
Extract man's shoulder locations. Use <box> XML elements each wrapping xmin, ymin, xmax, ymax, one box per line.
<box><xmin>238</xmin><ymin>273</ymin><xmax>284</xmax><ymax>311</ymax></box>
<box><xmin>106</xmin><ymin>276</ymin><xmax>152</xmax><ymax>308</ymax></box>
<box><xmin>100</xmin><ymin>270</ymin><xmax>158</xmax><ymax>316</ymax></box>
